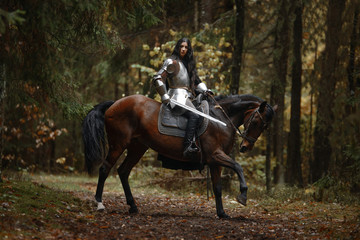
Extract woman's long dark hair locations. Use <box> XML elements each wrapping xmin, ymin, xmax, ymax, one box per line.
<box><xmin>171</xmin><ymin>38</ymin><xmax>201</xmax><ymax>89</ymax></box>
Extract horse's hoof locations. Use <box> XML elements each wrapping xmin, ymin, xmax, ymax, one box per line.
<box><xmin>97</xmin><ymin>202</ymin><xmax>105</xmax><ymax>211</ymax></box>
<box><xmin>218</xmin><ymin>213</ymin><xmax>230</xmax><ymax>219</ymax></box>
<box><xmin>129</xmin><ymin>207</ymin><xmax>138</xmax><ymax>214</ymax></box>
<box><xmin>236</xmin><ymin>194</ymin><xmax>247</xmax><ymax>206</ymax></box>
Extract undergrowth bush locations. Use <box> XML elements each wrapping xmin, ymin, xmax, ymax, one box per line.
<box><xmin>126</xmin><ymin>163</ymin><xmax>356</xmax><ymax>206</ymax></box>
<box><xmin>313</xmin><ymin>175</ymin><xmax>360</xmax><ymax>204</ymax></box>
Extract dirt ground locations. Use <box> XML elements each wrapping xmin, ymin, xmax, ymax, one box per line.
<box><xmin>59</xmin><ymin>191</ymin><xmax>359</xmax><ymax>240</ymax></box>
<box><xmin>1</xmin><ymin>177</ymin><xmax>359</xmax><ymax>239</ymax></box>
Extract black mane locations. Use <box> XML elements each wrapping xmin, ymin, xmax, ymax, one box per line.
<box><xmin>214</xmin><ymin>94</ymin><xmax>264</xmax><ymax>104</ymax></box>
<box><xmin>211</xmin><ymin>94</ymin><xmax>275</xmax><ymax>123</ymax></box>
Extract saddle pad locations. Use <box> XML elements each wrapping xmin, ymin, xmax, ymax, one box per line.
<box><xmin>158</xmin><ymin>100</ymin><xmax>209</xmax><ymax>137</ymax></box>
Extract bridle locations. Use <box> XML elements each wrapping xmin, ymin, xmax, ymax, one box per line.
<box><xmin>239</xmin><ymin>107</ymin><xmax>268</xmax><ymax>144</ymax></box>
<box><xmin>209</xmin><ymin>95</ymin><xmax>269</xmax><ymax>145</ymax></box>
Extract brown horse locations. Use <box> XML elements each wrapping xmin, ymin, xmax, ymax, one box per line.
<box><xmin>82</xmin><ymin>94</ymin><xmax>277</xmax><ymax>218</ymax></box>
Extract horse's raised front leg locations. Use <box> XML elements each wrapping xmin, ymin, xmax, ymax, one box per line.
<box><xmin>212</xmin><ymin>149</ymin><xmax>248</xmax><ymax>206</ymax></box>
<box><xmin>117</xmin><ymin>142</ymin><xmax>148</xmax><ymax>214</ymax></box>
<box><xmin>210</xmin><ymin>166</ymin><xmax>229</xmax><ymax>219</ymax></box>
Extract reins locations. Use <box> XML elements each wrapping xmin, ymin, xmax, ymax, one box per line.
<box><xmin>207</xmin><ymin>94</ymin><xmax>261</xmax><ymax>145</ymax></box>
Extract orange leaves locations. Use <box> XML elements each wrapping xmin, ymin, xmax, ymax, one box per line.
<box><xmin>10</xmin><ymin>127</ymin><xmax>22</xmax><ymax>139</ymax></box>
<box><xmin>303</xmin><ymin>32</ymin><xmax>310</xmax><ymax>39</ymax></box>
<box><xmin>23</xmin><ymin>83</ymin><xmax>38</xmax><ymax>96</ymax></box>
<box><xmin>3</xmin><ymin>96</ymin><xmax>70</xmax><ymax>171</ymax></box>
<box><xmin>37</xmin><ymin>129</ymin><xmax>45</xmax><ymax>136</ymax></box>
<box><xmin>35</xmin><ymin>121</ymin><xmax>68</xmax><ymax>148</ymax></box>
<box><xmin>6</xmin><ymin>102</ymin><xmax>68</xmax><ymax>148</ymax></box>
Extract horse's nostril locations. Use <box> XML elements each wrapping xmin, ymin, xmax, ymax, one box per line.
<box><xmin>240</xmin><ymin>146</ymin><xmax>247</xmax><ymax>153</ymax></box>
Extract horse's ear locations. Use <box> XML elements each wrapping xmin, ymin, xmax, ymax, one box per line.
<box><xmin>259</xmin><ymin>101</ymin><xmax>267</xmax><ymax>113</ymax></box>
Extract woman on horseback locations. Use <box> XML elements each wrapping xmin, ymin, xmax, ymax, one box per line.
<box><xmin>153</xmin><ymin>37</ymin><xmax>212</xmax><ymax>158</ymax></box>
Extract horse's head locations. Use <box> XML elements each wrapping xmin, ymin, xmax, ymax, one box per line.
<box><xmin>239</xmin><ymin>101</ymin><xmax>277</xmax><ymax>153</ymax></box>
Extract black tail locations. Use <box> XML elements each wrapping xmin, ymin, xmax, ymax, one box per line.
<box><xmin>82</xmin><ymin>101</ymin><xmax>115</xmax><ymax>174</ymax></box>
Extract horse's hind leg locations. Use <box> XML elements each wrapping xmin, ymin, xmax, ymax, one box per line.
<box><xmin>95</xmin><ymin>148</ymin><xmax>122</xmax><ymax>211</ymax></box>
<box><xmin>210</xmin><ymin>165</ymin><xmax>229</xmax><ymax>219</ymax></box>
<box><xmin>117</xmin><ymin>141</ymin><xmax>148</xmax><ymax>214</ymax></box>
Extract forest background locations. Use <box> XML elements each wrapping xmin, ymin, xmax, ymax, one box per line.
<box><xmin>0</xmin><ymin>0</ymin><xmax>359</xmax><ymax>199</ymax></box>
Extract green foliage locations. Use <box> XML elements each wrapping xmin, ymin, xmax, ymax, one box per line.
<box><xmin>108</xmin><ymin>0</ymin><xmax>163</xmax><ymax>31</ymax></box>
<box><xmin>238</xmin><ymin>154</ymin><xmax>268</xmax><ymax>185</ymax></box>
<box><xmin>59</xmin><ymin>101</ymin><xmax>93</xmax><ymax>120</ymax></box>
<box><xmin>344</xmin><ymin>144</ymin><xmax>360</xmax><ymax>163</ymax></box>
<box><xmin>344</xmin><ymin>144</ymin><xmax>360</xmax><ymax>188</ymax></box>
<box><xmin>125</xmin><ymin>6</ymin><xmax>162</xmax><ymax>31</ymax></box>
<box><xmin>329</xmin><ymin>80</ymin><xmax>360</xmax><ymax>188</ymax></box>
<box><xmin>130</xmin><ymin>64</ymin><xmax>157</xmax><ymax>76</ymax></box>
<box><xmin>0</xmin><ymin>8</ymin><xmax>25</xmax><ymax>33</ymax></box>
<box><xmin>312</xmin><ymin>175</ymin><xmax>360</xmax><ymax>204</ymax></box>
<box><xmin>1</xmin><ymin>0</ymin><xmax>115</xmax><ymax>112</ymax></box>
<box><xmin>0</xmin><ymin>0</ymin><xmax>162</xmax><ymax>172</ymax></box>
<box><xmin>314</xmin><ymin>175</ymin><xmax>337</xmax><ymax>189</ymax></box>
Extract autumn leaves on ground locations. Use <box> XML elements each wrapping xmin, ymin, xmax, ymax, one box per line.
<box><xmin>1</xmin><ymin>173</ymin><xmax>359</xmax><ymax>239</ymax></box>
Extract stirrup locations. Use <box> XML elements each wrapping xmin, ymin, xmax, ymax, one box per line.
<box><xmin>183</xmin><ymin>143</ymin><xmax>200</xmax><ymax>158</ymax></box>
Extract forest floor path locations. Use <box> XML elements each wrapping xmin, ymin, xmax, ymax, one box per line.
<box><xmin>72</xmin><ymin>189</ymin><xmax>359</xmax><ymax>239</ymax></box>
<box><xmin>1</xmin><ymin>174</ymin><xmax>359</xmax><ymax>239</ymax></box>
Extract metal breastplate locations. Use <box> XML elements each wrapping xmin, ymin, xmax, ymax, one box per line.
<box><xmin>168</xmin><ymin>61</ymin><xmax>190</xmax><ymax>88</ymax></box>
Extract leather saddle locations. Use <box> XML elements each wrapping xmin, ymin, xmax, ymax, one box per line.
<box><xmin>157</xmin><ymin>100</ymin><xmax>209</xmax><ymax>137</ymax></box>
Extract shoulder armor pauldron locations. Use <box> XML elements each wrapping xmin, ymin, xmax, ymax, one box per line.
<box><xmin>162</xmin><ymin>58</ymin><xmax>178</xmax><ymax>74</ymax></box>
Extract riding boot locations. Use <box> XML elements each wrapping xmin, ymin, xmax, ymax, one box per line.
<box><xmin>183</xmin><ymin>111</ymin><xmax>201</xmax><ymax>158</ymax></box>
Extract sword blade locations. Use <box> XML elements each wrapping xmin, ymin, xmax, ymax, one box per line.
<box><xmin>169</xmin><ymin>99</ymin><xmax>227</xmax><ymax>127</ymax></box>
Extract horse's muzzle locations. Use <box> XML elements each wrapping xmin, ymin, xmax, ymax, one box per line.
<box><xmin>240</xmin><ymin>145</ymin><xmax>248</xmax><ymax>153</ymax></box>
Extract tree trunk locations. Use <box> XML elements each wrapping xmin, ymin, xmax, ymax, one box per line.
<box><xmin>272</xmin><ymin>0</ymin><xmax>291</xmax><ymax>185</ymax></box>
<box><xmin>0</xmin><ymin>63</ymin><xmax>5</xmax><ymax>183</ymax></box>
<box><xmin>286</xmin><ymin>0</ymin><xmax>303</xmax><ymax>187</ymax></box>
<box><xmin>114</xmin><ymin>77</ymin><xmax>120</xmax><ymax>100</ymax></box>
<box><xmin>162</xmin><ymin>0</ymin><xmax>167</xmax><ymax>27</ymax></box>
<box><xmin>312</xmin><ymin>0</ymin><xmax>345</xmax><ymax>183</ymax></box>
<box><xmin>194</xmin><ymin>0</ymin><xmax>200</xmax><ymax>31</ymax></box>
<box><xmin>230</xmin><ymin>0</ymin><xmax>245</xmax><ymax>95</ymax></box>
<box><xmin>265</xmin><ymin>129</ymin><xmax>272</xmax><ymax>192</ymax></box>
<box><xmin>200</xmin><ymin>0</ymin><xmax>213</xmax><ymax>25</ymax></box>
<box><xmin>347</xmin><ymin>7</ymin><xmax>358</xmax><ymax>96</ymax></box>
<box><xmin>49</xmin><ymin>139</ymin><xmax>55</xmax><ymax>172</ymax></box>
<box><xmin>124</xmin><ymin>80</ymin><xmax>130</xmax><ymax>96</ymax></box>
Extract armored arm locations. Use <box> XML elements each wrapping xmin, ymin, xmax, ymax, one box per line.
<box><xmin>153</xmin><ymin>59</ymin><xmax>175</xmax><ymax>104</ymax></box>
<box><xmin>153</xmin><ymin>80</ymin><xmax>170</xmax><ymax>104</ymax></box>
<box><xmin>196</xmin><ymin>82</ymin><xmax>208</xmax><ymax>93</ymax></box>
<box><xmin>196</xmin><ymin>82</ymin><xmax>214</xmax><ymax>96</ymax></box>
